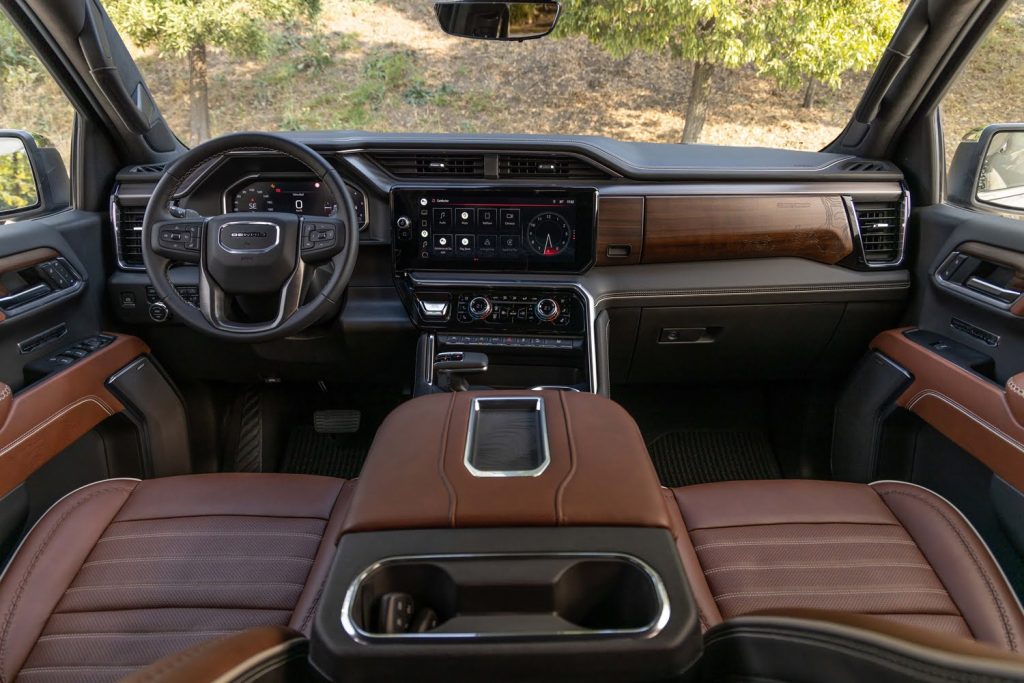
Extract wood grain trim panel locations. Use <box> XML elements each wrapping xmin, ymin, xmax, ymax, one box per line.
<box><xmin>596</xmin><ymin>197</ymin><xmax>644</xmax><ymax>266</ymax></box>
<box><xmin>0</xmin><ymin>247</ymin><xmax>57</xmax><ymax>275</ymax></box>
<box><xmin>871</xmin><ymin>329</ymin><xmax>1024</xmax><ymax>490</ymax></box>
<box><xmin>642</xmin><ymin>195</ymin><xmax>853</xmax><ymax>265</ymax></box>
<box><xmin>0</xmin><ymin>334</ymin><xmax>149</xmax><ymax>496</ymax></box>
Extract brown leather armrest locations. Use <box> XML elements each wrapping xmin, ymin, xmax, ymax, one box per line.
<box><xmin>1008</xmin><ymin>373</ymin><xmax>1024</xmax><ymax>426</ymax></box>
<box><xmin>120</xmin><ymin>626</ymin><xmax>306</xmax><ymax>683</ymax></box>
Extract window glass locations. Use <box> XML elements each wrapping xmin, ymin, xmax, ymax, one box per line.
<box><xmin>105</xmin><ymin>0</ymin><xmax>903</xmax><ymax>150</ymax></box>
<box><xmin>942</xmin><ymin>0</ymin><xmax>1024</xmax><ymax>173</ymax></box>
<box><xmin>0</xmin><ymin>12</ymin><xmax>75</xmax><ymax>172</ymax></box>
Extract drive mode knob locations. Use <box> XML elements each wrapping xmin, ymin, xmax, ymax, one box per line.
<box><xmin>467</xmin><ymin>296</ymin><xmax>493</xmax><ymax>320</ymax></box>
<box><xmin>535</xmin><ymin>298</ymin><xmax>560</xmax><ymax>322</ymax></box>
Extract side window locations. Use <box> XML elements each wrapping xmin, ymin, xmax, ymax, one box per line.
<box><xmin>942</xmin><ymin>0</ymin><xmax>1024</xmax><ymax>217</ymax></box>
<box><xmin>0</xmin><ymin>11</ymin><xmax>75</xmax><ymax>216</ymax></box>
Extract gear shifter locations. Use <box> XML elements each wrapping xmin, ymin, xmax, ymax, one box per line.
<box><xmin>435</xmin><ymin>351</ymin><xmax>488</xmax><ymax>392</ymax></box>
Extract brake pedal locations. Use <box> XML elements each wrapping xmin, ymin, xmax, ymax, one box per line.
<box><xmin>314</xmin><ymin>409</ymin><xmax>361</xmax><ymax>434</ymax></box>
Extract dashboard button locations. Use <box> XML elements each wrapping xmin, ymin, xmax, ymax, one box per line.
<box><xmin>500</xmin><ymin>209</ymin><xmax>520</xmax><ymax>233</ymax></box>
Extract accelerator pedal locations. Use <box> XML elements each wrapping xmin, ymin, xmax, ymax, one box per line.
<box><xmin>314</xmin><ymin>409</ymin><xmax>361</xmax><ymax>435</ymax></box>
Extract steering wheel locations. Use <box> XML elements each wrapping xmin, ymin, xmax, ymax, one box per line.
<box><xmin>141</xmin><ymin>132</ymin><xmax>359</xmax><ymax>342</ymax></box>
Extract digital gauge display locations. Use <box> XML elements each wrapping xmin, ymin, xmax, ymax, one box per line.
<box><xmin>229</xmin><ymin>179</ymin><xmax>367</xmax><ymax>227</ymax></box>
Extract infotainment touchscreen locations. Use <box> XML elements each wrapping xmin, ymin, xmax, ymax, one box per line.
<box><xmin>391</xmin><ymin>188</ymin><xmax>596</xmax><ymax>273</ymax></box>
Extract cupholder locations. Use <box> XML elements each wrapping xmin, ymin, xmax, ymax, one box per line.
<box><xmin>342</xmin><ymin>553</ymin><xmax>668</xmax><ymax>641</ymax></box>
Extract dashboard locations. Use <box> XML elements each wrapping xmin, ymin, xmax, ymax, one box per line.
<box><xmin>222</xmin><ymin>175</ymin><xmax>368</xmax><ymax>228</ymax></box>
<box><xmin>392</xmin><ymin>188</ymin><xmax>597</xmax><ymax>273</ymax></box>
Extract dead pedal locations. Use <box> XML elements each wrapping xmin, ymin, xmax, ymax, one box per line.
<box><xmin>314</xmin><ymin>409</ymin><xmax>361</xmax><ymax>434</ymax></box>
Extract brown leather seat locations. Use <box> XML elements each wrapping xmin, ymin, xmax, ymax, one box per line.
<box><xmin>665</xmin><ymin>479</ymin><xmax>1024</xmax><ymax>652</ymax></box>
<box><xmin>0</xmin><ymin>473</ymin><xmax>353</xmax><ymax>682</ymax></box>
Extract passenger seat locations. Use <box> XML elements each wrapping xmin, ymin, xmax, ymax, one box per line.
<box><xmin>0</xmin><ymin>473</ymin><xmax>352</xmax><ymax>682</ymax></box>
<box><xmin>665</xmin><ymin>479</ymin><xmax>1024</xmax><ymax>652</ymax></box>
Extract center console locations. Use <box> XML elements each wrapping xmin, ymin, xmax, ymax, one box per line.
<box><xmin>391</xmin><ymin>187</ymin><xmax>598</xmax><ymax>393</ymax></box>
<box><xmin>310</xmin><ymin>390</ymin><xmax>701</xmax><ymax>682</ymax></box>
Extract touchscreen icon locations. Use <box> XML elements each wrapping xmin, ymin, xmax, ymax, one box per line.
<box><xmin>500</xmin><ymin>209</ymin><xmax>520</xmax><ymax>233</ymax></box>
<box><xmin>478</xmin><ymin>234</ymin><xmax>497</xmax><ymax>255</ymax></box>
<box><xmin>457</xmin><ymin>208</ymin><xmax>475</xmax><ymax>228</ymax></box>
<box><xmin>478</xmin><ymin>208</ymin><xmax>497</xmax><ymax>228</ymax></box>
<box><xmin>456</xmin><ymin>234</ymin><xmax>474</xmax><ymax>254</ymax></box>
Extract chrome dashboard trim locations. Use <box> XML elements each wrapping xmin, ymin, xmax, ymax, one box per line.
<box><xmin>110</xmin><ymin>186</ymin><xmax>146</xmax><ymax>272</ymax></box>
<box><xmin>339</xmin><ymin>551</ymin><xmax>672</xmax><ymax>643</ymax></box>
<box><xmin>841</xmin><ymin>186</ymin><xmax>910</xmax><ymax>269</ymax></box>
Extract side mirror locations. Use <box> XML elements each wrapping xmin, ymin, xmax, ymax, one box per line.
<box><xmin>0</xmin><ymin>130</ymin><xmax>69</xmax><ymax>221</ymax></box>
<box><xmin>948</xmin><ymin>123</ymin><xmax>1024</xmax><ymax>216</ymax></box>
<box><xmin>434</xmin><ymin>1</ymin><xmax>560</xmax><ymax>41</ymax></box>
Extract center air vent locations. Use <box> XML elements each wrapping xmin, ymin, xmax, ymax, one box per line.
<box><xmin>854</xmin><ymin>200</ymin><xmax>904</xmax><ymax>265</ymax></box>
<box><xmin>498</xmin><ymin>154</ymin><xmax>609</xmax><ymax>180</ymax></box>
<box><xmin>370</xmin><ymin>153</ymin><xmax>485</xmax><ymax>178</ymax></box>
<box><xmin>113</xmin><ymin>203</ymin><xmax>146</xmax><ymax>269</ymax></box>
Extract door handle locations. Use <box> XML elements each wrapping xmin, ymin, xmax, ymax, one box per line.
<box><xmin>0</xmin><ymin>283</ymin><xmax>51</xmax><ymax>310</ymax></box>
<box><xmin>965</xmin><ymin>276</ymin><xmax>1022</xmax><ymax>303</ymax></box>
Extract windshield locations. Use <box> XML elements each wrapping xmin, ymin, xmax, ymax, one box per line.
<box><xmin>106</xmin><ymin>0</ymin><xmax>904</xmax><ymax>150</ymax></box>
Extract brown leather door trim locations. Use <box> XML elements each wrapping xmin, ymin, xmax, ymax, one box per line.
<box><xmin>0</xmin><ymin>334</ymin><xmax>149</xmax><ymax>496</ymax></box>
<box><xmin>871</xmin><ymin>329</ymin><xmax>1024</xmax><ymax>489</ymax></box>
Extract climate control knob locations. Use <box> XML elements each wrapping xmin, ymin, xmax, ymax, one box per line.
<box><xmin>534</xmin><ymin>298</ymin><xmax>560</xmax><ymax>322</ymax></box>
<box><xmin>467</xmin><ymin>296</ymin><xmax>493</xmax><ymax>320</ymax></box>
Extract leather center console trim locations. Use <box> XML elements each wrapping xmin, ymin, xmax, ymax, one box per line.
<box><xmin>870</xmin><ymin>328</ymin><xmax>1024</xmax><ymax>490</ymax></box>
<box><xmin>0</xmin><ymin>334</ymin><xmax>149</xmax><ymax>496</ymax></box>
<box><xmin>343</xmin><ymin>390</ymin><xmax>670</xmax><ymax>532</ymax></box>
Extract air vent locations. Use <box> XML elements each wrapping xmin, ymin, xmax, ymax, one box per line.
<box><xmin>498</xmin><ymin>154</ymin><xmax>609</xmax><ymax>180</ymax></box>
<box><xmin>370</xmin><ymin>153</ymin><xmax>485</xmax><ymax>178</ymax></box>
<box><xmin>129</xmin><ymin>163</ymin><xmax>166</xmax><ymax>174</ymax></box>
<box><xmin>839</xmin><ymin>159</ymin><xmax>890</xmax><ymax>173</ymax></box>
<box><xmin>114</xmin><ymin>203</ymin><xmax>146</xmax><ymax>269</ymax></box>
<box><xmin>855</xmin><ymin>201</ymin><xmax>903</xmax><ymax>264</ymax></box>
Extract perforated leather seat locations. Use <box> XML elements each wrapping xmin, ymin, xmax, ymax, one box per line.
<box><xmin>665</xmin><ymin>479</ymin><xmax>1024</xmax><ymax>652</ymax></box>
<box><xmin>0</xmin><ymin>474</ymin><xmax>353</xmax><ymax>682</ymax></box>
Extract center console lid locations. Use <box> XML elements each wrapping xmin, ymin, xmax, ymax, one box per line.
<box><xmin>342</xmin><ymin>389</ymin><xmax>671</xmax><ymax>531</ymax></box>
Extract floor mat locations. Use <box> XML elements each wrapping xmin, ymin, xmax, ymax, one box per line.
<box><xmin>648</xmin><ymin>429</ymin><xmax>781</xmax><ymax>487</ymax></box>
<box><xmin>280</xmin><ymin>425</ymin><xmax>373</xmax><ymax>479</ymax></box>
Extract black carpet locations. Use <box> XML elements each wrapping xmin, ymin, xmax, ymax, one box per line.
<box><xmin>648</xmin><ymin>429</ymin><xmax>781</xmax><ymax>487</ymax></box>
<box><xmin>280</xmin><ymin>425</ymin><xmax>372</xmax><ymax>480</ymax></box>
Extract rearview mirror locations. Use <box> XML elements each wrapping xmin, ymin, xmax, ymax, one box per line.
<box><xmin>949</xmin><ymin>123</ymin><xmax>1024</xmax><ymax>216</ymax></box>
<box><xmin>434</xmin><ymin>1</ymin><xmax>561</xmax><ymax>41</ymax></box>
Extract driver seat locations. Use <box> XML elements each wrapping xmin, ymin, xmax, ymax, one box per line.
<box><xmin>0</xmin><ymin>473</ymin><xmax>352</xmax><ymax>682</ymax></box>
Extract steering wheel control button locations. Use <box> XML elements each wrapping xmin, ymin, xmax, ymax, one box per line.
<box><xmin>158</xmin><ymin>222</ymin><xmax>203</xmax><ymax>253</ymax></box>
<box><xmin>148</xmin><ymin>301</ymin><xmax>170</xmax><ymax>323</ymax></box>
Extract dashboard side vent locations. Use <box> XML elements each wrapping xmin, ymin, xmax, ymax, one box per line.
<box><xmin>114</xmin><ymin>203</ymin><xmax>146</xmax><ymax>269</ymax></box>
<box><xmin>854</xmin><ymin>200</ymin><xmax>903</xmax><ymax>265</ymax></box>
<box><xmin>369</xmin><ymin>153</ymin><xmax>485</xmax><ymax>178</ymax></box>
<box><xmin>498</xmin><ymin>154</ymin><xmax>610</xmax><ymax>180</ymax></box>
<box><xmin>839</xmin><ymin>159</ymin><xmax>891</xmax><ymax>173</ymax></box>
<box><xmin>129</xmin><ymin>163</ymin><xmax>166</xmax><ymax>174</ymax></box>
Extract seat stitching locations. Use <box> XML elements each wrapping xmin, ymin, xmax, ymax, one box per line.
<box><xmin>0</xmin><ymin>484</ymin><xmax>133</xmax><ymax>683</ymax></box>
<box><xmin>703</xmin><ymin>561</ymin><xmax>933</xmax><ymax>575</ymax></box>
<box><xmin>81</xmin><ymin>556</ymin><xmax>313</xmax><ymax>567</ymax></box>
<box><xmin>693</xmin><ymin>538</ymin><xmax>916</xmax><ymax>551</ymax></box>
<box><xmin>65</xmin><ymin>581</ymin><xmax>305</xmax><ymax>592</ymax></box>
<box><xmin>875</xmin><ymin>486</ymin><xmax>1018</xmax><ymax>652</ymax></box>
<box><xmin>97</xmin><ymin>531</ymin><xmax>323</xmax><ymax>541</ymax></box>
<box><xmin>714</xmin><ymin>587</ymin><xmax>951</xmax><ymax>600</ymax></box>
<box><xmin>0</xmin><ymin>397</ymin><xmax>114</xmax><ymax>458</ymax></box>
<box><xmin>36</xmin><ymin>630</ymin><xmax>237</xmax><ymax>641</ymax></box>
<box><xmin>297</xmin><ymin>582</ymin><xmax>325</xmax><ymax>633</ymax></box>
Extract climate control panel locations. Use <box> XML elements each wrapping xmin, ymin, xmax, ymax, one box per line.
<box><xmin>408</xmin><ymin>287</ymin><xmax>585</xmax><ymax>335</ymax></box>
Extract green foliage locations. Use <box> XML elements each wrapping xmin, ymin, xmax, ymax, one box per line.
<box><xmin>0</xmin><ymin>147</ymin><xmax>38</xmax><ymax>213</ymax></box>
<box><xmin>105</xmin><ymin>0</ymin><xmax>322</xmax><ymax>56</ymax></box>
<box><xmin>0</xmin><ymin>19</ymin><xmax>38</xmax><ymax>73</ymax></box>
<box><xmin>759</xmin><ymin>0</ymin><xmax>904</xmax><ymax>91</ymax></box>
<box><xmin>557</xmin><ymin>0</ymin><xmax>770</xmax><ymax>67</ymax></box>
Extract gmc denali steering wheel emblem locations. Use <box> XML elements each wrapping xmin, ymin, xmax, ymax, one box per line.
<box><xmin>217</xmin><ymin>221</ymin><xmax>281</xmax><ymax>253</ymax></box>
